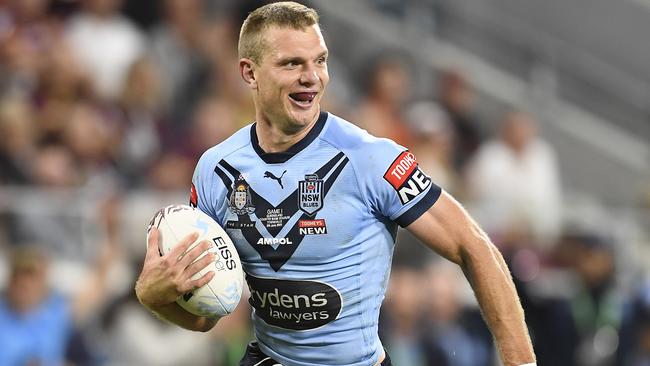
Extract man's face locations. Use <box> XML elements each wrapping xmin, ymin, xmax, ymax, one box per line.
<box><xmin>247</xmin><ymin>25</ymin><xmax>329</xmax><ymax>132</ymax></box>
<box><xmin>7</xmin><ymin>262</ymin><xmax>48</xmax><ymax>313</ymax></box>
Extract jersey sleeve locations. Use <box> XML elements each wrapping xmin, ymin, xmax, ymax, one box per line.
<box><xmin>190</xmin><ymin>149</ymin><xmax>223</xmax><ymax>225</ymax></box>
<box><xmin>357</xmin><ymin>140</ymin><xmax>442</xmax><ymax>227</ymax></box>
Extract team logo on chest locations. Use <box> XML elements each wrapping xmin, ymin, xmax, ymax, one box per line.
<box><xmin>228</xmin><ymin>175</ymin><xmax>255</xmax><ymax>215</ymax></box>
<box><xmin>298</xmin><ymin>174</ymin><xmax>323</xmax><ymax>216</ymax></box>
<box><xmin>215</xmin><ymin>152</ymin><xmax>349</xmax><ymax>272</ymax></box>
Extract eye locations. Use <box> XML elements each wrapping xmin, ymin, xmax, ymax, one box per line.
<box><xmin>283</xmin><ymin>60</ymin><xmax>300</xmax><ymax>68</ymax></box>
<box><xmin>316</xmin><ymin>56</ymin><xmax>327</xmax><ymax>65</ymax></box>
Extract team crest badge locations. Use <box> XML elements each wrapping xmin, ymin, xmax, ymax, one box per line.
<box><xmin>229</xmin><ymin>175</ymin><xmax>255</xmax><ymax>215</ymax></box>
<box><xmin>298</xmin><ymin>174</ymin><xmax>323</xmax><ymax>216</ymax></box>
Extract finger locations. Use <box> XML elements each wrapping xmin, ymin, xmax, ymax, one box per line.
<box><xmin>178</xmin><ymin>240</ymin><xmax>213</xmax><ymax>269</ymax></box>
<box><xmin>145</xmin><ymin>227</ymin><xmax>161</xmax><ymax>260</ymax></box>
<box><xmin>168</xmin><ymin>232</ymin><xmax>199</xmax><ymax>259</ymax></box>
<box><xmin>179</xmin><ymin>271</ymin><xmax>215</xmax><ymax>293</ymax></box>
<box><xmin>184</xmin><ymin>252</ymin><xmax>216</xmax><ymax>279</ymax></box>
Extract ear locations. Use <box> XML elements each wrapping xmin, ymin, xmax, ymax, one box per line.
<box><xmin>239</xmin><ymin>58</ymin><xmax>258</xmax><ymax>90</ymax></box>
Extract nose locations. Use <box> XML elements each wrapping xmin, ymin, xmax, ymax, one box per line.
<box><xmin>299</xmin><ymin>64</ymin><xmax>319</xmax><ymax>86</ymax></box>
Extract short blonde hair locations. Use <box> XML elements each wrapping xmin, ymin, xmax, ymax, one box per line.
<box><xmin>238</xmin><ymin>1</ymin><xmax>320</xmax><ymax>63</ymax></box>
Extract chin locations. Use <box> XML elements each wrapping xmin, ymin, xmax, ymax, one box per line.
<box><xmin>277</xmin><ymin>111</ymin><xmax>308</xmax><ymax>130</ymax></box>
<box><xmin>293</xmin><ymin>106</ymin><xmax>320</xmax><ymax>123</ymax></box>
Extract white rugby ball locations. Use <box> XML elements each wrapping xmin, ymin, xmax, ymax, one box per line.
<box><xmin>147</xmin><ymin>204</ymin><xmax>243</xmax><ymax>317</ymax></box>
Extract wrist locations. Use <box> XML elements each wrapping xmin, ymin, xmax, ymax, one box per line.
<box><xmin>134</xmin><ymin>281</ymin><xmax>164</xmax><ymax>310</ymax></box>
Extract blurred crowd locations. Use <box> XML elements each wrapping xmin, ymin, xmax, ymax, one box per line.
<box><xmin>0</xmin><ymin>0</ymin><xmax>649</xmax><ymax>365</ymax></box>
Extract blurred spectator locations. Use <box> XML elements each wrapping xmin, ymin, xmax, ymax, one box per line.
<box><xmin>380</xmin><ymin>257</ymin><xmax>493</xmax><ymax>366</ymax></box>
<box><xmin>35</xmin><ymin>37</ymin><xmax>93</xmax><ymax>139</ymax></box>
<box><xmin>355</xmin><ymin>55</ymin><xmax>413</xmax><ymax>147</ymax></box>
<box><xmin>202</xmin><ymin>18</ymin><xmax>256</xmax><ymax>128</ymax></box>
<box><xmin>618</xmin><ymin>280</ymin><xmax>650</xmax><ymax>366</ymax></box>
<box><xmin>115</xmin><ymin>56</ymin><xmax>164</xmax><ymax>186</ymax></box>
<box><xmin>0</xmin><ymin>0</ymin><xmax>51</xmax><ymax>33</ymax></box>
<box><xmin>527</xmin><ymin>231</ymin><xmax>622</xmax><ymax>366</ymax></box>
<box><xmin>29</xmin><ymin>141</ymin><xmax>79</xmax><ymax>187</ymax></box>
<box><xmin>465</xmin><ymin>110</ymin><xmax>562</xmax><ymax>248</ymax></box>
<box><xmin>149</xmin><ymin>0</ymin><xmax>212</xmax><ymax>131</ymax></box>
<box><xmin>0</xmin><ymin>29</ymin><xmax>41</xmax><ymax>98</ymax></box>
<box><xmin>62</xmin><ymin>103</ymin><xmax>120</xmax><ymax>189</ymax></box>
<box><xmin>405</xmin><ymin>101</ymin><xmax>458</xmax><ymax>192</ymax></box>
<box><xmin>437</xmin><ymin>69</ymin><xmax>483</xmax><ymax>173</ymax></box>
<box><xmin>186</xmin><ymin>96</ymin><xmax>237</xmax><ymax>158</ymax></box>
<box><xmin>147</xmin><ymin>151</ymin><xmax>194</xmax><ymax>191</ymax></box>
<box><xmin>0</xmin><ymin>97</ymin><xmax>36</xmax><ymax>184</ymax></box>
<box><xmin>66</xmin><ymin>0</ymin><xmax>145</xmax><ymax>101</ymax></box>
<box><xmin>210</xmin><ymin>291</ymin><xmax>254</xmax><ymax>366</ymax></box>
<box><xmin>7</xmin><ymin>141</ymin><xmax>86</xmax><ymax>257</ymax></box>
<box><xmin>99</xmin><ymin>261</ymin><xmax>216</xmax><ymax>366</ymax></box>
<box><xmin>0</xmin><ymin>241</ymin><xmax>117</xmax><ymax>366</ymax></box>
<box><xmin>0</xmin><ymin>246</ymin><xmax>72</xmax><ymax>366</ymax></box>
<box><xmin>381</xmin><ymin>265</ymin><xmax>428</xmax><ymax>366</ymax></box>
<box><xmin>0</xmin><ymin>0</ymin><xmax>60</xmax><ymax>98</ymax></box>
<box><xmin>420</xmin><ymin>262</ymin><xmax>493</xmax><ymax>366</ymax></box>
<box><xmin>568</xmin><ymin>233</ymin><xmax>622</xmax><ymax>366</ymax></box>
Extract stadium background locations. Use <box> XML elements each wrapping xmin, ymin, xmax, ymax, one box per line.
<box><xmin>0</xmin><ymin>0</ymin><xmax>649</xmax><ymax>365</ymax></box>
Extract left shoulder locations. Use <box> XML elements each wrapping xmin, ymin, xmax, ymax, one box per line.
<box><xmin>320</xmin><ymin>113</ymin><xmax>406</xmax><ymax>165</ymax></box>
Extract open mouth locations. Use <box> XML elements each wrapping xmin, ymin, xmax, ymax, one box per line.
<box><xmin>289</xmin><ymin>92</ymin><xmax>317</xmax><ymax>107</ymax></box>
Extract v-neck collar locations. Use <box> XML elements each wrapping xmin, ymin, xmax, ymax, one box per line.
<box><xmin>250</xmin><ymin>112</ymin><xmax>328</xmax><ymax>164</ymax></box>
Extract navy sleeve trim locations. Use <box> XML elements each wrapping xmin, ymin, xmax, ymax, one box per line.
<box><xmin>394</xmin><ymin>184</ymin><xmax>442</xmax><ymax>227</ymax></box>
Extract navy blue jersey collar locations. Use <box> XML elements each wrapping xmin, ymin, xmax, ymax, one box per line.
<box><xmin>251</xmin><ymin>112</ymin><xmax>328</xmax><ymax>164</ymax></box>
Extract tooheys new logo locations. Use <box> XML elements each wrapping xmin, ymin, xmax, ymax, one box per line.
<box><xmin>247</xmin><ymin>274</ymin><xmax>342</xmax><ymax>331</ymax></box>
<box><xmin>383</xmin><ymin>151</ymin><xmax>431</xmax><ymax>204</ymax></box>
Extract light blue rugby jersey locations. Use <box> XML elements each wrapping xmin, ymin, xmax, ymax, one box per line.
<box><xmin>191</xmin><ymin>112</ymin><xmax>441</xmax><ymax>366</ymax></box>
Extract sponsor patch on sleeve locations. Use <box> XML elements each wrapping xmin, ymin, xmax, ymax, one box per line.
<box><xmin>383</xmin><ymin>151</ymin><xmax>432</xmax><ymax>204</ymax></box>
<box><xmin>189</xmin><ymin>183</ymin><xmax>198</xmax><ymax>208</ymax></box>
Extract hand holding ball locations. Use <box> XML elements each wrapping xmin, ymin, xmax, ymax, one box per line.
<box><xmin>144</xmin><ymin>204</ymin><xmax>243</xmax><ymax>318</ymax></box>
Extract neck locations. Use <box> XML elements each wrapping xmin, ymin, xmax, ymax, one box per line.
<box><xmin>255</xmin><ymin>109</ymin><xmax>321</xmax><ymax>153</ymax></box>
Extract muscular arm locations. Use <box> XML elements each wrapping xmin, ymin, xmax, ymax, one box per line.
<box><xmin>140</xmin><ymin>301</ymin><xmax>219</xmax><ymax>332</ymax></box>
<box><xmin>135</xmin><ymin>228</ymin><xmax>219</xmax><ymax>332</ymax></box>
<box><xmin>406</xmin><ymin>191</ymin><xmax>536</xmax><ymax>366</ymax></box>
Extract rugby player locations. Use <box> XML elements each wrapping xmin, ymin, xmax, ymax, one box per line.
<box><xmin>135</xmin><ymin>2</ymin><xmax>537</xmax><ymax>365</ymax></box>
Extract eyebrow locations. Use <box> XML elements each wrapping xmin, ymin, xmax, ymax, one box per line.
<box><xmin>277</xmin><ymin>56</ymin><xmax>304</xmax><ymax>65</ymax></box>
<box><xmin>276</xmin><ymin>51</ymin><xmax>328</xmax><ymax>65</ymax></box>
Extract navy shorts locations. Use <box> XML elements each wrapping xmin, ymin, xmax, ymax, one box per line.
<box><xmin>239</xmin><ymin>342</ymin><xmax>392</xmax><ymax>366</ymax></box>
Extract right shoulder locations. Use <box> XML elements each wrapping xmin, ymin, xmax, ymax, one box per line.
<box><xmin>192</xmin><ymin>125</ymin><xmax>251</xmax><ymax>221</ymax></box>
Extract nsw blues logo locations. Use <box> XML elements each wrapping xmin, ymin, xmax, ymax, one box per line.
<box><xmin>228</xmin><ymin>175</ymin><xmax>255</xmax><ymax>215</ymax></box>
<box><xmin>298</xmin><ymin>174</ymin><xmax>323</xmax><ymax>216</ymax></box>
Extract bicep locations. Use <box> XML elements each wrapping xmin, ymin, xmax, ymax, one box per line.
<box><xmin>405</xmin><ymin>191</ymin><xmax>490</xmax><ymax>266</ymax></box>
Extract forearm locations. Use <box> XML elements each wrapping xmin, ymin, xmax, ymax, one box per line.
<box><xmin>144</xmin><ymin>301</ymin><xmax>219</xmax><ymax>332</ymax></box>
<box><xmin>461</xmin><ymin>240</ymin><xmax>535</xmax><ymax>365</ymax></box>
<box><xmin>136</xmin><ymin>229</ymin><xmax>220</xmax><ymax>332</ymax></box>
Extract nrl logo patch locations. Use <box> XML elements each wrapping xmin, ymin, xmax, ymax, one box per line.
<box><xmin>228</xmin><ymin>175</ymin><xmax>255</xmax><ymax>215</ymax></box>
<box><xmin>298</xmin><ymin>174</ymin><xmax>323</xmax><ymax>216</ymax></box>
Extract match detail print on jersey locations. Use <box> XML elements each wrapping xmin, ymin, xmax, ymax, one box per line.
<box><xmin>214</xmin><ymin>152</ymin><xmax>349</xmax><ymax>271</ymax></box>
<box><xmin>383</xmin><ymin>151</ymin><xmax>432</xmax><ymax>204</ymax></box>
